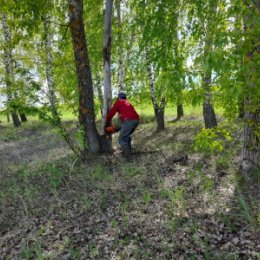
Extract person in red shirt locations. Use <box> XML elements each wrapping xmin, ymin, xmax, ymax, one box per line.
<box><xmin>106</xmin><ymin>91</ymin><xmax>139</xmax><ymax>159</ymax></box>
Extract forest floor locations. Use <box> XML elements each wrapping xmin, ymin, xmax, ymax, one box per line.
<box><xmin>0</xmin><ymin>117</ymin><xmax>259</xmax><ymax>260</ymax></box>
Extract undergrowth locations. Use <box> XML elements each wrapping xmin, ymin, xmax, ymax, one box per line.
<box><xmin>0</xmin><ymin>117</ymin><xmax>259</xmax><ymax>260</ymax></box>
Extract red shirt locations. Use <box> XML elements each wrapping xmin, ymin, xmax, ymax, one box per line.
<box><xmin>106</xmin><ymin>99</ymin><xmax>139</xmax><ymax>122</ymax></box>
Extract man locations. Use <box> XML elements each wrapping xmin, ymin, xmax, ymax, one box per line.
<box><xmin>106</xmin><ymin>91</ymin><xmax>139</xmax><ymax>159</ymax></box>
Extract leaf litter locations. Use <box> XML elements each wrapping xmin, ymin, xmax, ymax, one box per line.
<box><xmin>0</xmin><ymin>120</ymin><xmax>259</xmax><ymax>259</ymax></box>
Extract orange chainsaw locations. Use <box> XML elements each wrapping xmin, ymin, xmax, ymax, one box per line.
<box><xmin>105</xmin><ymin>125</ymin><xmax>121</xmax><ymax>135</ymax></box>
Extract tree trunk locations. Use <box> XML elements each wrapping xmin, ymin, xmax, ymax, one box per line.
<box><xmin>42</xmin><ymin>10</ymin><xmax>82</xmax><ymax>156</ymax></box>
<box><xmin>202</xmin><ymin>1</ymin><xmax>217</xmax><ymax>129</ymax></box>
<box><xmin>170</xmin><ymin>104</ymin><xmax>184</xmax><ymax>123</ymax></box>
<box><xmin>155</xmin><ymin>104</ymin><xmax>165</xmax><ymax>131</ymax></box>
<box><xmin>116</xmin><ymin>0</ymin><xmax>125</xmax><ymax>91</ymax></box>
<box><xmin>11</xmin><ymin>113</ymin><xmax>21</xmax><ymax>127</ymax></box>
<box><xmin>177</xmin><ymin>104</ymin><xmax>184</xmax><ymax>119</ymax></box>
<box><xmin>203</xmin><ymin>76</ymin><xmax>217</xmax><ymax>129</ymax></box>
<box><xmin>95</xmin><ymin>74</ymin><xmax>104</xmax><ymax>117</ymax></box>
<box><xmin>146</xmin><ymin>52</ymin><xmax>165</xmax><ymax>131</ymax></box>
<box><xmin>241</xmin><ymin>98</ymin><xmax>260</xmax><ymax>171</ymax></box>
<box><xmin>68</xmin><ymin>0</ymin><xmax>101</xmax><ymax>153</ymax></box>
<box><xmin>19</xmin><ymin>112</ymin><xmax>27</xmax><ymax>122</ymax></box>
<box><xmin>44</xmin><ymin>14</ymin><xmax>57</xmax><ymax>119</ymax></box>
<box><xmin>102</xmin><ymin>0</ymin><xmax>113</xmax><ymax>134</ymax></box>
<box><xmin>7</xmin><ymin>113</ymin><xmax>10</xmax><ymax>123</ymax></box>
<box><xmin>1</xmin><ymin>14</ymin><xmax>21</xmax><ymax>128</ymax></box>
<box><xmin>238</xmin><ymin>98</ymin><xmax>244</xmax><ymax>119</ymax></box>
<box><xmin>240</xmin><ymin>0</ymin><xmax>260</xmax><ymax>173</ymax></box>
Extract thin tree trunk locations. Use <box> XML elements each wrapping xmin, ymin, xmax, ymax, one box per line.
<box><xmin>68</xmin><ymin>0</ymin><xmax>101</xmax><ymax>153</ymax></box>
<box><xmin>39</xmin><ymin>10</ymin><xmax>81</xmax><ymax>155</ymax></box>
<box><xmin>177</xmin><ymin>104</ymin><xmax>184</xmax><ymax>119</ymax></box>
<box><xmin>202</xmin><ymin>1</ymin><xmax>217</xmax><ymax>129</ymax></box>
<box><xmin>7</xmin><ymin>113</ymin><xmax>10</xmax><ymax>123</ymax></box>
<box><xmin>1</xmin><ymin>14</ymin><xmax>21</xmax><ymax>128</ymax></box>
<box><xmin>116</xmin><ymin>0</ymin><xmax>125</xmax><ymax>91</ymax></box>
<box><xmin>44</xmin><ymin>11</ymin><xmax>81</xmax><ymax>156</ymax></box>
<box><xmin>170</xmin><ymin>104</ymin><xmax>184</xmax><ymax>123</ymax></box>
<box><xmin>95</xmin><ymin>74</ymin><xmax>104</xmax><ymax>117</ymax></box>
<box><xmin>203</xmin><ymin>75</ymin><xmax>217</xmax><ymax>128</ymax></box>
<box><xmin>173</xmin><ymin>18</ymin><xmax>184</xmax><ymax>122</ymax></box>
<box><xmin>146</xmin><ymin>52</ymin><xmax>165</xmax><ymax>131</ymax></box>
<box><xmin>44</xmin><ymin>14</ymin><xmax>57</xmax><ymax>119</ymax></box>
<box><xmin>102</xmin><ymin>0</ymin><xmax>113</xmax><ymax>133</ymax></box>
<box><xmin>155</xmin><ymin>100</ymin><xmax>165</xmax><ymax>131</ymax></box>
<box><xmin>238</xmin><ymin>98</ymin><xmax>244</xmax><ymax>119</ymax></box>
<box><xmin>19</xmin><ymin>112</ymin><xmax>27</xmax><ymax>122</ymax></box>
<box><xmin>11</xmin><ymin>113</ymin><xmax>20</xmax><ymax>127</ymax></box>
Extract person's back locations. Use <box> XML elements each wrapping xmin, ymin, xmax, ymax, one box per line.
<box><xmin>108</xmin><ymin>99</ymin><xmax>139</xmax><ymax>123</ymax></box>
<box><xmin>106</xmin><ymin>91</ymin><xmax>139</xmax><ymax>160</ymax></box>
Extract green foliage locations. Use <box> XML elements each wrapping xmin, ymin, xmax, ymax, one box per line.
<box><xmin>193</xmin><ymin>127</ymin><xmax>233</xmax><ymax>155</ymax></box>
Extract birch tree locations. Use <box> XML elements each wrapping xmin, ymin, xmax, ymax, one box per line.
<box><xmin>102</xmin><ymin>0</ymin><xmax>113</xmax><ymax>134</ymax></box>
<box><xmin>115</xmin><ymin>0</ymin><xmax>125</xmax><ymax>91</ymax></box>
<box><xmin>201</xmin><ymin>0</ymin><xmax>218</xmax><ymax>129</ymax></box>
<box><xmin>146</xmin><ymin>51</ymin><xmax>166</xmax><ymax>131</ymax></box>
<box><xmin>1</xmin><ymin>13</ymin><xmax>21</xmax><ymax>127</ymax></box>
<box><xmin>44</xmin><ymin>13</ymin><xmax>58</xmax><ymax>119</ymax></box>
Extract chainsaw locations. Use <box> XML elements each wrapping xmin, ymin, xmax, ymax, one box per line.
<box><xmin>105</xmin><ymin>125</ymin><xmax>121</xmax><ymax>135</ymax></box>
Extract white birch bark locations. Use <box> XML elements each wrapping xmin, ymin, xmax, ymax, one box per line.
<box><xmin>146</xmin><ymin>53</ymin><xmax>159</xmax><ymax>110</ymax></box>
<box><xmin>44</xmin><ymin>14</ymin><xmax>57</xmax><ymax>118</ymax></box>
<box><xmin>116</xmin><ymin>0</ymin><xmax>125</xmax><ymax>91</ymax></box>
<box><xmin>102</xmin><ymin>0</ymin><xmax>113</xmax><ymax>131</ymax></box>
<box><xmin>1</xmin><ymin>14</ymin><xmax>21</xmax><ymax>127</ymax></box>
<box><xmin>146</xmin><ymin>51</ymin><xmax>165</xmax><ymax>130</ymax></box>
<box><xmin>202</xmin><ymin>1</ymin><xmax>217</xmax><ymax>129</ymax></box>
<box><xmin>44</xmin><ymin>9</ymin><xmax>82</xmax><ymax>156</ymax></box>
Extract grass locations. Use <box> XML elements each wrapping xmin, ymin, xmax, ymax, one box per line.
<box><xmin>0</xmin><ymin>103</ymin><xmax>216</xmax><ymax>126</ymax></box>
<box><xmin>0</xmin><ymin>108</ymin><xmax>259</xmax><ymax>260</ymax></box>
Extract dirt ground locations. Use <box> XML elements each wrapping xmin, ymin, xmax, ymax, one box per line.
<box><xmin>0</xmin><ymin>120</ymin><xmax>259</xmax><ymax>259</ymax></box>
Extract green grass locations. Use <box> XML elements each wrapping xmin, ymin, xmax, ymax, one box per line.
<box><xmin>0</xmin><ymin>110</ymin><xmax>7</xmax><ymax>123</ymax></box>
<box><xmin>1</xmin><ymin>103</ymin><xmax>223</xmax><ymax>127</ymax></box>
<box><xmin>136</xmin><ymin>103</ymin><xmax>203</xmax><ymax>118</ymax></box>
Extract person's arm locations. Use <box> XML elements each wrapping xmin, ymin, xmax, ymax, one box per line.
<box><xmin>106</xmin><ymin>100</ymin><xmax>119</xmax><ymax>123</ymax></box>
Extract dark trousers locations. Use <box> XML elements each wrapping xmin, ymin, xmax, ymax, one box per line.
<box><xmin>118</xmin><ymin>120</ymin><xmax>139</xmax><ymax>150</ymax></box>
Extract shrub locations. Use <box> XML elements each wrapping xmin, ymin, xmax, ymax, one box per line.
<box><xmin>193</xmin><ymin>127</ymin><xmax>233</xmax><ymax>155</ymax></box>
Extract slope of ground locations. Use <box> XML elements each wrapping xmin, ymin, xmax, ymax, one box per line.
<box><xmin>0</xmin><ymin>119</ymin><xmax>259</xmax><ymax>260</ymax></box>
